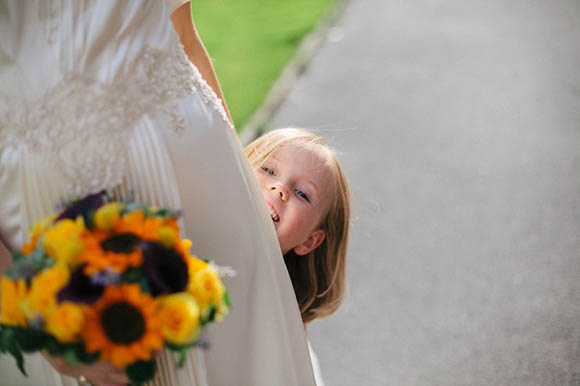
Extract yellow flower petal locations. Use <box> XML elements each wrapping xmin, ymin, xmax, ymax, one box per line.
<box><xmin>83</xmin><ymin>285</ymin><xmax>162</xmax><ymax>367</ymax></box>
<box><xmin>0</xmin><ymin>277</ymin><xmax>28</xmax><ymax>327</ymax></box>
<box><xmin>157</xmin><ymin>293</ymin><xmax>200</xmax><ymax>345</ymax></box>
<box><xmin>214</xmin><ymin>300</ymin><xmax>229</xmax><ymax>322</ymax></box>
<box><xmin>158</xmin><ymin>226</ymin><xmax>178</xmax><ymax>248</ymax></box>
<box><xmin>23</xmin><ymin>215</ymin><xmax>56</xmax><ymax>255</ymax></box>
<box><xmin>26</xmin><ymin>264</ymin><xmax>70</xmax><ymax>318</ymax></box>
<box><xmin>43</xmin><ymin>218</ymin><xmax>85</xmax><ymax>267</ymax></box>
<box><xmin>45</xmin><ymin>302</ymin><xmax>85</xmax><ymax>343</ymax></box>
<box><xmin>188</xmin><ymin>265</ymin><xmax>225</xmax><ymax>311</ymax></box>
<box><xmin>94</xmin><ymin>202</ymin><xmax>123</xmax><ymax>231</ymax></box>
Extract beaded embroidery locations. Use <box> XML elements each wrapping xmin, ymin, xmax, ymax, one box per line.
<box><xmin>0</xmin><ymin>41</ymin><xmax>231</xmax><ymax>196</ymax></box>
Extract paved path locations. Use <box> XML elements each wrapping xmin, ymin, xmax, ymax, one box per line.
<box><xmin>268</xmin><ymin>0</ymin><xmax>580</xmax><ymax>385</ymax></box>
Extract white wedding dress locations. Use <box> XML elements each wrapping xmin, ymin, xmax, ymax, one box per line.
<box><xmin>0</xmin><ymin>1</ymin><xmax>316</xmax><ymax>385</ymax></box>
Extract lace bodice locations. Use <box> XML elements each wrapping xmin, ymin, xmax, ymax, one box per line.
<box><xmin>0</xmin><ymin>40</ymin><xmax>229</xmax><ymax>196</ymax></box>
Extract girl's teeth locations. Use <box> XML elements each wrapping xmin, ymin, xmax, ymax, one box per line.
<box><xmin>270</xmin><ymin>210</ymin><xmax>279</xmax><ymax>222</ymax></box>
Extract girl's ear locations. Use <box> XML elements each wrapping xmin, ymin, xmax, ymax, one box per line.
<box><xmin>294</xmin><ymin>229</ymin><xmax>326</xmax><ymax>256</ymax></box>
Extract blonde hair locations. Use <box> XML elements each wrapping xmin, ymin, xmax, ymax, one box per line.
<box><xmin>245</xmin><ymin>128</ymin><xmax>350</xmax><ymax>323</ymax></box>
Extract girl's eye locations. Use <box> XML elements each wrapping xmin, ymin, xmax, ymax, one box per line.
<box><xmin>261</xmin><ymin>167</ymin><xmax>274</xmax><ymax>176</ymax></box>
<box><xmin>294</xmin><ymin>189</ymin><xmax>310</xmax><ymax>202</ymax></box>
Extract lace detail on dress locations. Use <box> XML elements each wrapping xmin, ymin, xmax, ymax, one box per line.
<box><xmin>184</xmin><ymin>55</ymin><xmax>232</xmax><ymax>130</ymax></box>
<box><xmin>0</xmin><ymin>40</ymin><xmax>231</xmax><ymax>196</ymax></box>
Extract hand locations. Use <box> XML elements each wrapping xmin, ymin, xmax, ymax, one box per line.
<box><xmin>43</xmin><ymin>353</ymin><xmax>129</xmax><ymax>386</ymax></box>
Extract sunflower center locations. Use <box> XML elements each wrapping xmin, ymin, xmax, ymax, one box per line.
<box><xmin>101</xmin><ymin>233</ymin><xmax>141</xmax><ymax>253</ymax></box>
<box><xmin>100</xmin><ymin>302</ymin><xmax>146</xmax><ymax>344</ymax></box>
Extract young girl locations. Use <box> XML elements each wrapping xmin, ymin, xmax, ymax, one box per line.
<box><xmin>245</xmin><ymin>128</ymin><xmax>351</xmax><ymax>324</ymax></box>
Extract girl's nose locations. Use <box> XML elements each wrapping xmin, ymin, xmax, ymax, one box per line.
<box><xmin>270</xmin><ymin>183</ymin><xmax>289</xmax><ymax>202</ymax></box>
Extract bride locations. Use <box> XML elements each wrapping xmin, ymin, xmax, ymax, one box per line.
<box><xmin>0</xmin><ymin>1</ymin><xmax>316</xmax><ymax>385</ymax></box>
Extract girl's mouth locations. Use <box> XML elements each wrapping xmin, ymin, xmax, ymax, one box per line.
<box><xmin>267</xmin><ymin>202</ymin><xmax>280</xmax><ymax>222</ymax></box>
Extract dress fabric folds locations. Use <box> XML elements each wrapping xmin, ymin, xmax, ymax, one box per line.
<box><xmin>0</xmin><ymin>1</ymin><xmax>316</xmax><ymax>385</ymax></box>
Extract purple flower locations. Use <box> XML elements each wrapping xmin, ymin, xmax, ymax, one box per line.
<box><xmin>57</xmin><ymin>266</ymin><xmax>105</xmax><ymax>304</ymax></box>
<box><xmin>56</xmin><ymin>190</ymin><xmax>106</xmax><ymax>224</ymax></box>
<box><xmin>140</xmin><ymin>241</ymin><xmax>188</xmax><ymax>296</ymax></box>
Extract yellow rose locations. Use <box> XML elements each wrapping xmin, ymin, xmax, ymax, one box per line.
<box><xmin>188</xmin><ymin>266</ymin><xmax>225</xmax><ymax>311</ymax></box>
<box><xmin>158</xmin><ymin>225</ymin><xmax>178</xmax><ymax>248</ymax></box>
<box><xmin>23</xmin><ymin>215</ymin><xmax>56</xmax><ymax>255</ymax></box>
<box><xmin>157</xmin><ymin>293</ymin><xmax>200</xmax><ymax>345</ymax></box>
<box><xmin>94</xmin><ymin>202</ymin><xmax>123</xmax><ymax>231</ymax></box>
<box><xmin>26</xmin><ymin>264</ymin><xmax>70</xmax><ymax>317</ymax></box>
<box><xmin>43</xmin><ymin>218</ymin><xmax>85</xmax><ymax>266</ymax></box>
<box><xmin>45</xmin><ymin>302</ymin><xmax>85</xmax><ymax>343</ymax></box>
<box><xmin>0</xmin><ymin>277</ymin><xmax>28</xmax><ymax>327</ymax></box>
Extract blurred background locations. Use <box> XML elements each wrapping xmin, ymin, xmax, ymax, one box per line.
<box><xmin>192</xmin><ymin>0</ymin><xmax>337</xmax><ymax>129</ymax></box>
<box><xmin>196</xmin><ymin>1</ymin><xmax>580</xmax><ymax>385</ymax></box>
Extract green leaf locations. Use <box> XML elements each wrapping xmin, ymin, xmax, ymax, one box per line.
<box><xmin>5</xmin><ymin>249</ymin><xmax>54</xmax><ymax>280</ymax></box>
<box><xmin>138</xmin><ymin>278</ymin><xmax>152</xmax><ymax>294</ymax></box>
<box><xmin>223</xmin><ymin>291</ymin><xmax>232</xmax><ymax>308</ymax></box>
<box><xmin>121</xmin><ymin>267</ymin><xmax>143</xmax><ymax>282</ymax></box>
<box><xmin>201</xmin><ymin>305</ymin><xmax>217</xmax><ymax>326</ymax></box>
<box><xmin>0</xmin><ymin>326</ymin><xmax>15</xmax><ymax>352</ymax></box>
<box><xmin>124</xmin><ymin>203</ymin><xmax>151</xmax><ymax>216</ymax></box>
<box><xmin>44</xmin><ymin>336</ymin><xmax>66</xmax><ymax>356</ymax></box>
<box><xmin>176</xmin><ymin>350</ymin><xmax>187</xmax><ymax>368</ymax></box>
<box><xmin>85</xmin><ymin>211</ymin><xmax>96</xmax><ymax>231</ymax></box>
<box><xmin>74</xmin><ymin>345</ymin><xmax>99</xmax><ymax>364</ymax></box>
<box><xmin>151</xmin><ymin>208</ymin><xmax>179</xmax><ymax>219</ymax></box>
<box><xmin>11</xmin><ymin>252</ymin><xmax>26</xmax><ymax>263</ymax></box>
<box><xmin>64</xmin><ymin>349</ymin><xmax>79</xmax><ymax>366</ymax></box>
<box><xmin>16</xmin><ymin>328</ymin><xmax>47</xmax><ymax>352</ymax></box>
<box><xmin>126</xmin><ymin>360</ymin><xmax>156</xmax><ymax>385</ymax></box>
<box><xmin>42</xmin><ymin>338</ymin><xmax>99</xmax><ymax>365</ymax></box>
<box><xmin>165</xmin><ymin>341</ymin><xmax>195</xmax><ymax>352</ymax></box>
<box><xmin>8</xmin><ymin>340</ymin><xmax>26</xmax><ymax>376</ymax></box>
<box><xmin>121</xmin><ymin>268</ymin><xmax>151</xmax><ymax>293</ymax></box>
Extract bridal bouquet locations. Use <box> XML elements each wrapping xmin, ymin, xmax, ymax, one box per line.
<box><xmin>0</xmin><ymin>191</ymin><xmax>230</xmax><ymax>385</ymax></box>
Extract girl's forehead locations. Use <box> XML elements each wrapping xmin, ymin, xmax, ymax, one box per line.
<box><xmin>272</xmin><ymin>142</ymin><xmax>328</xmax><ymax>164</ymax></box>
<box><xmin>279</xmin><ymin>143</ymin><xmax>334</xmax><ymax>187</ymax></box>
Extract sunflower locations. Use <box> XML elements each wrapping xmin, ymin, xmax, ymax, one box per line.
<box><xmin>114</xmin><ymin>210</ymin><xmax>163</xmax><ymax>241</ymax></box>
<box><xmin>79</xmin><ymin>210</ymin><xmax>182</xmax><ymax>275</ymax></box>
<box><xmin>115</xmin><ymin>210</ymin><xmax>181</xmax><ymax>248</ymax></box>
<box><xmin>79</xmin><ymin>230</ymin><xmax>142</xmax><ymax>275</ymax></box>
<box><xmin>83</xmin><ymin>284</ymin><xmax>162</xmax><ymax>367</ymax></box>
<box><xmin>174</xmin><ymin>238</ymin><xmax>193</xmax><ymax>258</ymax></box>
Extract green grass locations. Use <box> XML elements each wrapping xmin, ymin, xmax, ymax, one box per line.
<box><xmin>191</xmin><ymin>0</ymin><xmax>336</xmax><ymax>131</ymax></box>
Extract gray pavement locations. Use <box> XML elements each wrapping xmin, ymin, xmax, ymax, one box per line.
<box><xmin>266</xmin><ymin>0</ymin><xmax>580</xmax><ymax>385</ymax></box>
